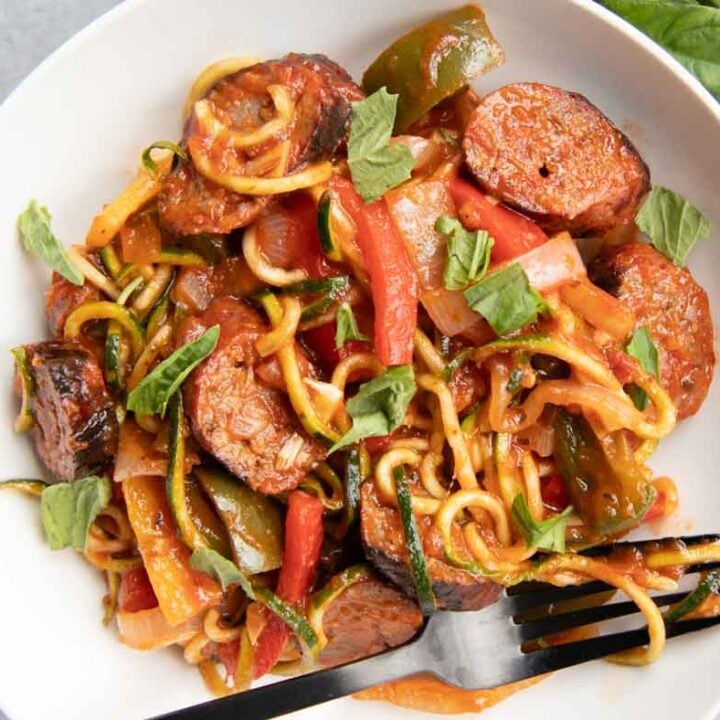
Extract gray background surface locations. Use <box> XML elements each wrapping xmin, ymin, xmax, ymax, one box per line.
<box><xmin>0</xmin><ymin>0</ymin><xmax>120</xmax><ymax>100</ymax></box>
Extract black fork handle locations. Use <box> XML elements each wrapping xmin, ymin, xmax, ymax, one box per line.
<box><xmin>151</xmin><ymin>642</ymin><xmax>423</xmax><ymax>720</ymax></box>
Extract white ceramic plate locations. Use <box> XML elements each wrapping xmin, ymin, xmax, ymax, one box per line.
<box><xmin>1</xmin><ymin>1</ymin><xmax>718</xmax><ymax>718</ymax></box>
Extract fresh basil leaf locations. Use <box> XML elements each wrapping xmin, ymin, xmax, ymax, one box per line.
<box><xmin>40</xmin><ymin>475</ymin><xmax>111</xmax><ymax>551</ymax></box>
<box><xmin>127</xmin><ymin>325</ymin><xmax>220</xmax><ymax>417</ymax></box>
<box><xmin>626</xmin><ymin>326</ymin><xmax>660</xmax><ymax>376</ymax></box>
<box><xmin>625</xmin><ymin>326</ymin><xmax>660</xmax><ymax>410</ymax></box>
<box><xmin>347</xmin><ymin>88</ymin><xmax>415</xmax><ymax>202</ymax></box>
<box><xmin>636</xmin><ymin>186</ymin><xmax>710</xmax><ymax>266</ymax></box>
<box><xmin>464</xmin><ymin>263</ymin><xmax>548</xmax><ymax>336</ymax></box>
<box><xmin>335</xmin><ymin>302</ymin><xmax>369</xmax><ymax>348</ymax></box>
<box><xmin>436</xmin><ymin>216</ymin><xmax>494</xmax><ymax>290</ymax></box>
<box><xmin>190</xmin><ymin>548</ymin><xmax>318</xmax><ymax>649</ymax></box>
<box><xmin>511</xmin><ymin>494</ymin><xmax>573</xmax><ymax>553</ymax></box>
<box><xmin>330</xmin><ymin>365</ymin><xmax>416</xmax><ymax>453</ymax></box>
<box><xmin>598</xmin><ymin>0</ymin><xmax>720</xmax><ymax>99</ymax></box>
<box><xmin>141</xmin><ymin>140</ymin><xmax>187</xmax><ymax>174</ymax></box>
<box><xmin>17</xmin><ymin>200</ymin><xmax>84</xmax><ymax>286</ymax></box>
<box><xmin>190</xmin><ymin>547</ymin><xmax>256</xmax><ymax>598</ymax></box>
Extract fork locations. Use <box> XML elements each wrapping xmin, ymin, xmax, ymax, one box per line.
<box><xmin>153</xmin><ymin>534</ymin><xmax>720</xmax><ymax>720</ymax></box>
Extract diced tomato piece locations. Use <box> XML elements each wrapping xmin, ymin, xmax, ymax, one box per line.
<box><xmin>302</xmin><ymin>322</ymin><xmax>372</xmax><ymax>374</ymax></box>
<box><xmin>541</xmin><ymin>473</ymin><xmax>571</xmax><ymax>512</ymax></box>
<box><xmin>450</xmin><ymin>177</ymin><xmax>547</xmax><ymax>262</ymax></box>
<box><xmin>118</xmin><ymin>567</ymin><xmax>159</xmax><ymax>613</ymax></box>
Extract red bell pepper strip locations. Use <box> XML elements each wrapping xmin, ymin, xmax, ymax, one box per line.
<box><xmin>449</xmin><ymin>177</ymin><xmax>547</xmax><ymax>262</ymax></box>
<box><xmin>253</xmin><ymin>490</ymin><xmax>324</xmax><ymax>679</ymax></box>
<box><xmin>302</xmin><ymin>322</ymin><xmax>371</xmax><ymax>374</ymax></box>
<box><xmin>330</xmin><ymin>177</ymin><xmax>419</xmax><ymax>366</ymax></box>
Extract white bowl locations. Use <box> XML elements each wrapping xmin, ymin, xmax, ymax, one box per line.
<box><xmin>0</xmin><ymin>1</ymin><xmax>718</xmax><ymax>719</ymax></box>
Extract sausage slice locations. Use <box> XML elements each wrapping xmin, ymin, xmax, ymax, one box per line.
<box><xmin>463</xmin><ymin>83</ymin><xmax>650</xmax><ymax>235</ymax></box>
<box><xmin>179</xmin><ymin>297</ymin><xmax>326</xmax><ymax>495</ymax></box>
<box><xmin>590</xmin><ymin>242</ymin><xmax>715</xmax><ymax>419</ymax></box>
<box><xmin>45</xmin><ymin>275</ymin><xmax>100</xmax><ymax>338</ymax></box>
<box><xmin>361</xmin><ymin>481</ymin><xmax>501</xmax><ymax>611</ymax></box>
<box><xmin>158</xmin><ymin>54</ymin><xmax>363</xmax><ymax>236</ymax></box>
<box><xmin>21</xmin><ymin>341</ymin><xmax>118</xmax><ymax>482</ymax></box>
<box><xmin>318</xmin><ymin>572</ymin><xmax>423</xmax><ymax>667</ymax></box>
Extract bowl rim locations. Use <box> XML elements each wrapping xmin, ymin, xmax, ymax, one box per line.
<box><xmin>1</xmin><ymin>0</ymin><xmax>718</xmax><ymax>126</ymax></box>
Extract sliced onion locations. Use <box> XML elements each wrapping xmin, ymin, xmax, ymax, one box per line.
<box><xmin>386</xmin><ymin>178</ymin><xmax>455</xmax><ymax>289</ymax></box>
<box><xmin>117</xmin><ymin>607</ymin><xmax>202</xmax><ymax>650</ymax></box>
<box><xmin>511</xmin><ymin>231</ymin><xmax>586</xmax><ymax>292</ymax></box>
<box><xmin>421</xmin><ymin>287</ymin><xmax>490</xmax><ymax>339</ymax></box>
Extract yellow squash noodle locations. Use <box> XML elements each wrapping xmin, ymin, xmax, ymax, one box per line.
<box><xmin>256</xmin><ymin>296</ymin><xmax>302</xmax><ymax>357</ymax></box>
<box><xmin>435</xmin><ymin>488</ymin><xmax>513</xmax><ymax>547</ymax></box>
<box><xmin>417</xmin><ymin>374</ymin><xmax>477</xmax><ymax>490</ymax></box>
<box><xmin>374</xmin><ymin>448</ymin><xmax>441</xmax><ymax>515</ymax></box>
<box><xmin>242</xmin><ymin>224</ymin><xmax>307</xmax><ymax>286</ymax></box>
<box><xmin>183</xmin><ymin>55</ymin><xmax>259</xmax><ymax>117</ymax></box>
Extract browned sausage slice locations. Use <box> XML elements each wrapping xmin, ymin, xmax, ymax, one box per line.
<box><xmin>590</xmin><ymin>242</ymin><xmax>715</xmax><ymax>419</ymax></box>
<box><xmin>361</xmin><ymin>481</ymin><xmax>501</xmax><ymax>611</ymax></box>
<box><xmin>157</xmin><ymin>160</ymin><xmax>269</xmax><ymax>236</ymax></box>
<box><xmin>21</xmin><ymin>341</ymin><xmax>118</xmax><ymax>482</ymax></box>
<box><xmin>179</xmin><ymin>297</ymin><xmax>326</xmax><ymax>495</ymax></box>
<box><xmin>45</xmin><ymin>275</ymin><xmax>101</xmax><ymax>338</ymax></box>
<box><xmin>318</xmin><ymin>572</ymin><xmax>423</xmax><ymax>667</ymax></box>
<box><xmin>158</xmin><ymin>54</ymin><xmax>363</xmax><ymax>236</ymax></box>
<box><xmin>463</xmin><ymin>83</ymin><xmax>650</xmax><ymax>236</ymax></box>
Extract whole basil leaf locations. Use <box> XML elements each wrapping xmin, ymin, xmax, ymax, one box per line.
<box><xmin>511</xmin><ymin>494</ymin><xmax>573</xmax><ymax>553</ymax></box>
<box><xmin>599</xmin><ymin>0</ymin><xmax>720</xmax><ymax>99</ymax></box>
<box><xmin>464</xmin><ymin>263</ymin><xmax>548</xmax><ymax>336</ymax></box>
<box><xmin>348</xmin><ymin>88</ymin><xmax>415</xmax><ymax>202</ymax></box>
<box><xmin>330</xmin><ymin>365</ymin><xmax>416</xmax><ymax>452</ymax></box>
<box><xmin>636</xmin><ymin>186</ymin><xmax>710</xmax><ymax>266</ymax></box>
<box><xmin>17</xmin><ymin>200</ymin><xmax>84</xmax><ymax>286</ymax></box>
<box><xmin>436</xmin><ymin>216</ymin><xmax>494</xmax><ymax>290</ymax></box>
<box><xmin>335</xmin><ymin>302</ymin><xmax>369</xmax><ymax>348</ymax></box>
<box><xmin>127</xmin><ymin>325</ymin><xmax>220</xmax><ymax>416</ymax></box>
<box><xmin>41</xmin><ymin>475</ymin><xmax>111</xmax><ymax>551</ymax></box>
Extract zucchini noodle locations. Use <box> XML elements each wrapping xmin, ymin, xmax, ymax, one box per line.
<box><xmin>260</xmin><ymin>293</ymin><xmax>340</xmax><ymax>443</ymax></box>
<box><xmin>520</xmin><ymin>451</ymin><xmax>544</xmax><ymax>522</ymax></box>
<box><xmin>203</xmin><ymin>608</ymin><xmax>243</xmax><ymax>644</ymax></box>
<box><xmin>413</xmin><ymin>329</ymin><xmax>446</xmax><ymax>375</ymax></box>
<box><xmin>374</xmin><ymin>449</ymin><xmax>441</xmax><ymax>515</ymax></box>
<box><xmin>473</xmin><ymin>335</ymin><xmax>622</xmax><ymax>391</ymax></box>
<box><xmin>535</xmin><ymin>554</ymin><xmax>666</xmax><ymax>666</ymax></box>
<box><xmin>126</xmin><ymin>323</ymin><xmax>173</xmax><ymax>391</ymax></box>
<box><xmin>131</xmin><ymin>265</ymin><xmax>174</xmax><ymax>321</ymax></box>
<box><xmin>68</xmin><ymin>246</ymin><xmax>121</xmax><ymax>300</ymax></box>
<box><xmin>189</xmin><ymin>137</ymin><xmax>332</xmax><ymax>196</ymax></box>
<box><xmin>85</xmin><ymin>154</ymin><xmax>172</xmax><ymax>247</ymax></box>
<box><xmin>64</xmin><ymin>301</ymin><xmax>145</xmax><ymax>359</ymax></box>
<box><xmin>242</xmin><ymin>225</ymin><xmax>307</xmax><ymax>286</ymax></box>
<box><xmin>493</xmin><ymin>433</ymin><xmax>525</xmax><ymax>511</ymax></box>
<box><xmin>256</xmin><ymin>296</ymin><xmax>302</xmax><ymax>357</ymax></box>
<box><xmin>183</xmin><ymin>55</ymin><xmax>259</xmax><ymax>118</ymax></box>
<box><xmin>331</xmin><ymin>353</ymin><xmax>385</xmax><ymax>392</ymax></box>
<box><xmin>417</xmin><ymin>374</ymin><xmax>476</xmax><ymax>490</ymax></box>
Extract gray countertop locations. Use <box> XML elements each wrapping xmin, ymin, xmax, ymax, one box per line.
<box><xmin>0</xmin><ymin>0</ymin><xmax>121</xmax><ymax>101</ymax></box>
